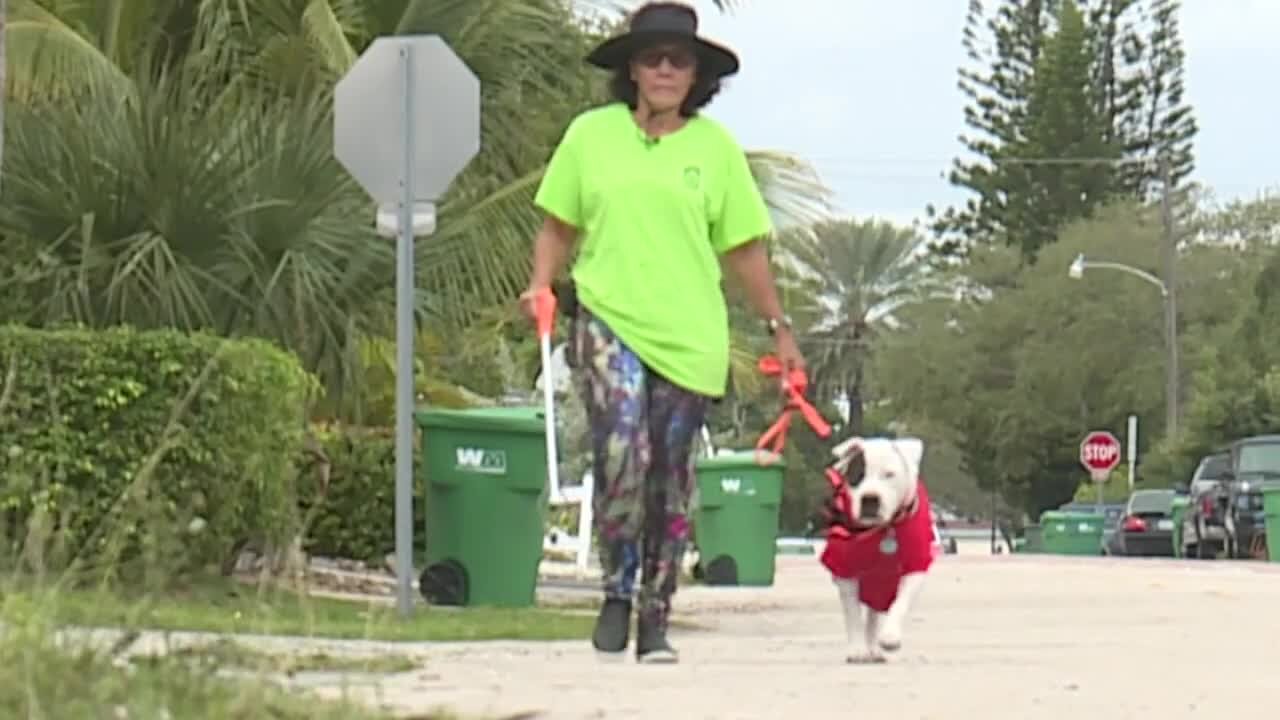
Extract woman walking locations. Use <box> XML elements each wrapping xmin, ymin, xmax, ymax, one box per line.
<box><xmin>520</xmin><ymin>1</ymin><xmax>803</xmax><ymax>663</ymax></box>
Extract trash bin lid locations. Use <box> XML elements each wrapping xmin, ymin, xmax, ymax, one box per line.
<box><xmin>695</xmin><ymin>449</ymin><xmax>787</xmax><ymax>470</ymax></box>
<box><xmin>415</xmin><ymin>405</ymin><xmax>545</xmax><ymax>435</ymax></box>
<box><xmin>1040</xmin><ymin>510</ymin><xmax>1098</xmax><ymax>522</ymax></box>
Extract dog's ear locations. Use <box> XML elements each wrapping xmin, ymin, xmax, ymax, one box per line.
<box><xmin>891</xmin><ymin>437</ymin><xmax>925</xmax><ymax>472</ymax></box>
<box><xmin>830</xmin><ymin>436</ymin><xmax>864</xmax><ymax>475</ymax></box>
<box><xmin>831</xmin><ymin>436</ymin><xmax>863</xmax><ymax>460</ymax></box>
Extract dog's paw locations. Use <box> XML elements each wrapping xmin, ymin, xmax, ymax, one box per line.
<box><xmin>845</xmin><ymin>652</ymin><xmax>888</xmax><ymax>665</ymax></box>
<box><xmin>877</xmin><ymin>625</ymin><xmax>903</xmax><ymax>653</ymax></box>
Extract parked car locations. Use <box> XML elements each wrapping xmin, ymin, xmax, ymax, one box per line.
<box><xmin>1181</xmin><ymin>452</ymin><xmax>1231</xmax><ymax>558</ymax></box>
<box><xmin>1098</xmin><ymin>504</ymin><xmax>1127</xmax><ymax>556</ymax></box>
<box><xmin>1118</xmin><ymin>489</ymin><xmax>1177</xmax><ymax>557</ymax></box>
<box><xmin>1222</xmin><ymin>435</ymin><xmax>1280</xmax><ymax>559</ymax></box>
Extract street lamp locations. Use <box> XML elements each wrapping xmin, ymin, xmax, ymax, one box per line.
<box><xmin>1067</xmin><ymin>253</ymin><xmax>1178</xmax><ymax>437</ymax></box>
<box><xmin>1068</xmin><ymin>254</ymin><xmax>1168</xmax><ymax>296</ymax></box>
<box><xmin>1068</xmin><ymin>254</ymin><xmax>1085</xmax><ymax>280</ymax></box>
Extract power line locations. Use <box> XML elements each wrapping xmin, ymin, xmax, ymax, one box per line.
<box><xmin>799</xmin><ymin>154</ymin><xmax>1164</xmax><ymax>167</ymax></box>
<box><xmin>781</xmin><ymin>154</ymin><xmax>1206</xmax><ymax>185</ymax></box>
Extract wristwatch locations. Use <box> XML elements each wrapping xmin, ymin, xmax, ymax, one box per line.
<box><xmin>766</xmin><ymin>315</ymin><xmax>793</xmax><ymax>336</ymax></box>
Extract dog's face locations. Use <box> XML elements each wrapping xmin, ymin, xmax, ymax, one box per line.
<box><xmin>831</xmin><ymin>437</ymin><xmax>924</xmax><ymax>527</ymax></box>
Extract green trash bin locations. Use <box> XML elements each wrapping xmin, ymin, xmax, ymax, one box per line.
<box><xmin>415</xmin><ymin>406</ymin><xmax>548</xmax><ymax>608</ymax></box>
<box><xmin>692</xmin><ymin>451</ymin><xmax>785</xmax><ymax>586</ymax></box>
<box><xmin>1039</xmin><ymin>511</ymin><xmax>1104</xmax><ymax>556</ymax></box>
<box><xmin>1263</xmin><ymin>483</ymin><xmax>1280</xmax><ymax>563</ymax></box>
<box><xmin>1171</xmin><ymin>495</ymin><xmax>1190</xmax><ymax>558</ymax></box>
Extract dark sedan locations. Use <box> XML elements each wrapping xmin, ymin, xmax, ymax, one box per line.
<box><xmin>1119</xmin><ymin>489</ymin><xmax>1177</xmax><ymax>557</ymax></box>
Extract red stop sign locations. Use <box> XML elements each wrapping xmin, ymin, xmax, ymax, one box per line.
<box><xmin>1080</xmin><ymin>431</ymin><xmax>1122</xmax><ymax>474</ymax></box>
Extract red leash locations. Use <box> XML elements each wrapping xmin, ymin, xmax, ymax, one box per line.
<box><xmin>754</xmin><ymin>355</ymin><xmax>832</xmax><ymax>460</ymax></box>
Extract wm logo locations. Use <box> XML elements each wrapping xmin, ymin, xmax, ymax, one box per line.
<box><xmin>720</xmin><ymin>477</ymin><xmax>742</xmax><ymax>494</ymax></box>
<box><xmin>455</xmin><ymin>447</ymin><xmax>507</xmax><ymax>475</ymax></box>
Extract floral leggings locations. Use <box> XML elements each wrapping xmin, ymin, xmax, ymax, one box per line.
<box><xmin>572</xmin><ymin>306</ymin><xmax>709</xmax><ymax>632</ymax></box>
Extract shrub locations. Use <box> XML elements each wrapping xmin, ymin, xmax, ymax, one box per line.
<box><xmin>300</xmin><ymin>425</ymin><xmax>425</xmax><ymax>564</ymax></box>
<box><xmin>0</xmin><ymin>325</ymin><xmax>314</xmax><ymax>582</ymax></box>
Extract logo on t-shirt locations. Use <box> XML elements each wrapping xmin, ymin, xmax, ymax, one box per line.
<box><xmin>682</xmin><ymin>165</ymin><xmax>702</xmax><ymax>190</ymax></box>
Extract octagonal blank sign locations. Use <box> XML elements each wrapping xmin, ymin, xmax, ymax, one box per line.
<box><xmin>334</xmin><ymin>35</ymin><xmax>481</xmax><ymax>204</ymax></box>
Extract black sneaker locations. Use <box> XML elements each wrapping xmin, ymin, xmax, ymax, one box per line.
<box><xmin>635</xmin><ymin>619</ymin><xmax>678</xmax><ymax>664</ymax></box>
<box><xmin>592</xmin><ymin>598</ymin><xmax>631</xmax><ymax>656</ymax></box>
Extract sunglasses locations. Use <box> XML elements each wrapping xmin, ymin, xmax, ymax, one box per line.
<box><xmin>634</xmin><ymin>46</ymin><xmax>696</xmax><ymax>70</ymax></box>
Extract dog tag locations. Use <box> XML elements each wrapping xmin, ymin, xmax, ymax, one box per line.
<box><xmin>879</xmin><ymin>533</ymin><xmax>898</xmax><ymax>555</ymax></box>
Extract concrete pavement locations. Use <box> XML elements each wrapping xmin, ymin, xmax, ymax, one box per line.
<box><xmin>313</xmin><ymin>552</ymin><xmax>1280</xmax><ymax>719</ymax></box>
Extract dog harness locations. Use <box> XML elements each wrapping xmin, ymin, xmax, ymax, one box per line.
<box><xmin>818</xmin><ymin>468</ymin><xmax>936</xmax><ymax>613</ymax></box>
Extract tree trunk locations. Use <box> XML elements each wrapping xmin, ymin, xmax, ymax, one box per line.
<box><xmin>846</xmin><ymin>382</ymin><xmax>865</xmax><ymax>436</ymax></box>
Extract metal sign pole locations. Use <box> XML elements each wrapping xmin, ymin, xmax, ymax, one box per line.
<box><xmin>393</xmin><ymin>43</ymin><xmax>417</xmax><ymax>618</ymax></box>
<box><xmin>1127</xmin><ymin>414</ymin><xmax>1138</xmax><ymax>492</ymax></box>
<box><xmin>334</xmin><ymin>34</ymin><xmax>480</xmax><ymax>619</ymax></box>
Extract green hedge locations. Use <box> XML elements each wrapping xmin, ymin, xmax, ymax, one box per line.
<box><xmin>0</xmin><ymin>325</ymin><xmax>314</xmax><ymax>580</ymax></box>
<box><xmin>299</xmin><ymin>426</ymin><xmax>424</xmax><ymax>564</ymax></box>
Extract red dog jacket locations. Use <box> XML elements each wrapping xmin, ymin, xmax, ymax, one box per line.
<box><xmin>819</xmin><ymin>475</ymin><xmax>935</xmax><ymax>613</ymax></box>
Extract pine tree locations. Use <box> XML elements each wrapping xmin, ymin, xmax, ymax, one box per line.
<box><xmin>927</xmin><ymin>0</ymin><xmax>1053</xmax><ymax>257</ymax></box>
<box><xmin>1084</xmin><ymin>0</ymin><xmax>1145</xmax><ymax>149</ymax></box>
<box><xmin>1005</xmin><ymin>0</ymin><xmax>1121</xmax><ymax>258</ymax></box>
<box><xmin>930</xmin><ymin>0</ymin><xmax>1197</xmax><ymax>260</ymax></box>
<box><xmin>1</xmin><ymin>0</ymin><xmax>5</xmax><ymax>184</ymax></box>
<box><xmin>1127</xmin><ymin>0</ymin><xmax>1198</xmax><ymax>196</ymax></box>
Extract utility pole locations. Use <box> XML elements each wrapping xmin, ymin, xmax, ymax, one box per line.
<box><xmin>1158</xmin><ymin>154</ymin><xmax>1180</xmax><ymax>437</ymax></box>
<box><xmin>990</xmin><ymin>478</ymin><xmax>1000</xmax><ymax>555</ymax></box>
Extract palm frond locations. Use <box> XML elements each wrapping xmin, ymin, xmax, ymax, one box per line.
<box><xmin>6</xmin><ymin>2</ymin><xmax>133</xmax><ymax>100</ymax></box>
<box><xmin>748</xmin><ymin>150</ymin><xmax>834</xmax><ymax>231</ymax></box>
<box><xmin>770</xmin><ymin>218</ymin><xmax>946</xmax><ymax>420</ymax></box>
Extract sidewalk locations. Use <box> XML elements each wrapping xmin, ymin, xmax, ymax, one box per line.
<box><xmin>319</xmin><ymin>553</ymin><xmax>1280</xmax><ymax>719</ymax></box>
<box><xmin>51</xmin><ymin>553</ymin><xmax>1280</xmax><ymax>719</ymax></box>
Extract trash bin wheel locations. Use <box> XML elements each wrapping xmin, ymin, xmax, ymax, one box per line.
<box><xmin>419</xmin><ymin>558</ymin><xmax>469</xmax><ymax>606</ymax></box>
<box><xmin>702</xmin><ymin>554</ymin><xmax>738</xmax><ymax>586</ymax></box>
<box><xmin>1250</xmin><ymin>534</ymin><xmax>1268</xmax><ymax>561</ymax></box>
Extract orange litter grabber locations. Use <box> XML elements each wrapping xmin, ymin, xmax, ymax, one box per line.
<box><xmin>532</xmin><ymin>288</ymin><xmax>561</xmax><ymax>494</ymax></box>
<box><xmin>754</xmin><ymin>354</ymin><xmax>832</xmax><ymax>464</ymax></box>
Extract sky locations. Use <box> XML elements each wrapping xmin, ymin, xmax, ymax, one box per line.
<box><xmin>681</xmin><ymin>0</ymin><xmax>1280</xmax><ymax>229</ymax></box>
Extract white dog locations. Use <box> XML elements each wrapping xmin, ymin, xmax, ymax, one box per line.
<box><xmin>816</xmin><ymin>436</ymin><xmax>936</xmax><ymax>664</ymax></box>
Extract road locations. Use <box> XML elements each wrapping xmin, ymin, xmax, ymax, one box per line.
<box><xmin>313</xmin><ymin>553</ymin><xmax>1280</xmax><ymax>719</ymax></box>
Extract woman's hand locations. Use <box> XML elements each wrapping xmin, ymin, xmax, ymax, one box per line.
<box><xmin>518</xmin><ymin>286</ymin><xmax>547</xmax><ymax>325</ymax></box>
<box><xmin>773</xmin><ymin>328</ymin><xmax>806</xmax><ymax>392</ymax></box>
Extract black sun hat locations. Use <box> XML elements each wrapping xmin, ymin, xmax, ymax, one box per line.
<box><xmin>585</xmin><ymin>2</ymin><xmax>740</xmax><ymax>79</ymax></box>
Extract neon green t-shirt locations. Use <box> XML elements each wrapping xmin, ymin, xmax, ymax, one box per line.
<box><xmin>533</xmin><ymin>103</ymin><xmax>773</xmax><ymax>398</ymax></box>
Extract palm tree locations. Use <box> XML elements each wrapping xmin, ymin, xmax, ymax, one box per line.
<box><xmin>778</xmin><ymin>218</ymin><xmax>944</xmax><ymax>433</ymax></box>
<box><xmin>3</xmin><ymin>55</ymin><xmax>393</xmax><ymax>388</ymax></box>
<box><xmin>187</xmin><ymin>0</ymin><xmax>828</xmax><ymax>316</ymax></box>
<box><xmin>2</xmin><ymin>0</ymin><xmax>830</xmax><ymax>418</ymax></box>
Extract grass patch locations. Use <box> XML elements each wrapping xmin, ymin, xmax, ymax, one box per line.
<box><xmin>4</xmin><ymin>578</ymin><xmax>593</xmax><ymax>642</ymax></box>
<box><xmin>145</xmin><ymin>637</ymin><xmax>421</xmax><ymax>675</ymax></box>
<box><xmin>0</xmin><ymin>625</ymin><xmax>403</xmax><ymax>720</ymax></box>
